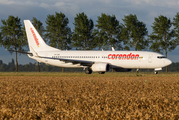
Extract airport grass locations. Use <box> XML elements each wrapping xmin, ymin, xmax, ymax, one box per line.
<box><xmin>0</xmin><ymin>71</ymin><xmax>179</xmax><ymax>77</ymax></box>
<box><xmin>0</xmin><ymin>72</ymin><xmax>179</xmax><ymax>119</ymax></box>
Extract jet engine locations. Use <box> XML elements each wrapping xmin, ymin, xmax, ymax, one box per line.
<box><xmin>91</xmin><ymin>63</ymin><xmax>110</xmax><ymax>72</ymax></box>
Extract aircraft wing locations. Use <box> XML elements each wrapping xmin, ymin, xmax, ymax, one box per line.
<box><xmin>39</xmin><ymin>56</ymin><xmax>94</xmax><ymax>66</ymax></box>
<box><xmin>7</xmin><ymin>49</ymin><xmax>94</xmax><ymax>66</ymax></box>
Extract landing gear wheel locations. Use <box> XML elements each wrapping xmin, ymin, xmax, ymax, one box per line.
<box><xmin>154</xmin><ymin>71</ymin><xmax>158</xmax><ymax>74</ymax></box>
<box><xmin>85</xmin><ymin>68</ymin><xmax>92</xmax><ymax>74</ymax></box>
<box><xmin>98</xmin><ymin>72</ymin><xmax>105</xmax><ymax>74</ymax></box>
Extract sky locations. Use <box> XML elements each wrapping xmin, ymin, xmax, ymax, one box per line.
<box><xmin>0</xmin><ymin>0</ymin><xmax>179</xmax><ymax>64</ymax></box>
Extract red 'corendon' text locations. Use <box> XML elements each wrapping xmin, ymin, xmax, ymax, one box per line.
<box><xmin>108</xmin><ymin>53</ymin><xmax>139</xmax><ymax>60</ymax></box>
<box><xmin>30</xmin><ymin>28</ymin><xmax>39</xmax><ymax>47</ymax></box>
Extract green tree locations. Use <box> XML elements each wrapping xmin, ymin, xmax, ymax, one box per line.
<box><xmin>72</xmin><ymin>12</ymin><xmax>95</xmax><ymax>50</ymax></box>
<box><xmin>0</xmin><ymin>16</ymin><xmax>26</xmax><ymax>72</ymax></box>
<box><xmin>173</xmin><ymin>12</ymin><xmax>179</xmax><ymax>45</ymax></box>
<box><xmin>121</xmin><ymin>14</ymin><xmax>148</xmax><ymax>50</ymax></box>
<box><xmin>93</xmin><ymin>13</ymin><xmax>122</xmax><ymax>50</ymax></box>
<box><xmin>149</xmin><ymin>15</ymin><xmax>177</xmax><ymax>72</ymax></box>
<box><xmin>45</xmin><ymin>12</ymin><xmax>72</xmax><ymax>72</ymax></box>
<box><xmin>32</xmin><ymin>17</ymin><xmax>45</xmax><ymax>72</ymax></box>
<box><xmin>45</xmin><ymin>12</ymin><xmax>72</xmax><ymax>50</ymax></box>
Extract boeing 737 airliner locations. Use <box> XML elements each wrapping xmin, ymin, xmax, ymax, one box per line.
<box><xmin>24</xmin><ymin>20</ymin><xmax>172</xmax><ymax>74</ymax></box>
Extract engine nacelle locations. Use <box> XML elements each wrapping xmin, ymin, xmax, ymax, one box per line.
<box><xmin>91</xmin><ymin>63</ymin><xmax>110</xmax><ymax>72</ymax></box>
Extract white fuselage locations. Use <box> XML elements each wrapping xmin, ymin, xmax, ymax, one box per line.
<box><xmin>29</xmin><ymin>50</ymin><xmax>172</xmax><ymax>70</ymax></box>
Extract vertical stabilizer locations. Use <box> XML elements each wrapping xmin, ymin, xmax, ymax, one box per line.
<box><xmin>24</xmin><ymin>20</ymin><xmax>58</xmax><ymax>52</ymax></box>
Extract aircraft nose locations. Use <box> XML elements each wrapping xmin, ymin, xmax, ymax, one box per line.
<box><xmin>166</xmin><ymin>59</ymin><xmax>172</xmax><ymax>66</ymax></box>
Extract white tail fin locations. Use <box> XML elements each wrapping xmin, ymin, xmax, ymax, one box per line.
<box><xmin>24</xmin><ymin>20</ymin><xmax>58</xmax><ymax>52</ymax></box>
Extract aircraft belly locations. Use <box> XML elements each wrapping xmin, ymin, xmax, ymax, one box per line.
<box><xmin>111</xmin><ymin>59</ymin><xmax>150</xmax><ymax>69</ymax></box>
<box><xmin>147</xmin><ymin>62</ymin><xmax>163</xmax><ymax>68</ymax></box>
<box><xmin>112</xmin><ymin>60</ymin><xmax>139</xmax><ymax>68</ymax></box>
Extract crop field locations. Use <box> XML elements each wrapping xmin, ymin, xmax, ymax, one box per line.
<box><xmin>0</xmin><ymin>72</ymin><xmax>179</xmax><ymax>119</ymax></box>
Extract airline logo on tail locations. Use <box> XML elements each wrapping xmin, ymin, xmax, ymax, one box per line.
<box><xmin>30</xmin><ymin>28</ymin><xmax>39</xmax><ymax>47</ymax></box>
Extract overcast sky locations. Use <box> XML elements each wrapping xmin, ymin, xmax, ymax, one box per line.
<box><xmin>0</xmin><ymin>0</ymin><xmax>179</xmax><ymax>64</ymax></box>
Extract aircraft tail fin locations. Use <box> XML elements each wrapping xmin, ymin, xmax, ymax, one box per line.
<box><xmin>24</xmin><ymin>20</ymin><xmax>58</xmax><ymax>52</ymax></box>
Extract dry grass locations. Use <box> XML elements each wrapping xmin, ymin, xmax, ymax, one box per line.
<box><xmin>0</xmin><ymin>72</ymin><xmax>179</xmax><ymax>119</ymax></box>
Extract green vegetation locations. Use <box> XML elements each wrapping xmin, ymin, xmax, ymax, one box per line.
<box><xmin>45</xmin><ymin>12</ymin><xmax>72</xmax><ymax>50</ymax></box>
<box><xmin>0</xmin><ymin>16</ymin><xmax>27</xmax><ymax>72</ymax></box>
<box><xmin>173</xmin><ymin>13</ymin><xmax>179</xmax><ymax>45</ymax></box>
<box><xmin>121</xmin><ymin>14</ymin><xmax>148</xmax><ymax>50</ymax></box>
<box><xmin>93</xmin><ymin>13</ymin><xmax>122</xmax><ymax>50</ymax></box>
<box><xmin>72</xmin><ymin>12</ymin><xmax>95</xmax><ymax>50</ymax></box>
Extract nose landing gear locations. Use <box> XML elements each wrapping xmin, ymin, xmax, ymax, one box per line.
<box><xmin>154</xmin><ymin>71</ymin><xmax>158</xmax><ymax>74</ymax></box>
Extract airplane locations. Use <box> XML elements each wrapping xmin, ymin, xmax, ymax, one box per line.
<box><xmin>24</xmin><ymin>20</ymin><xmax>172</xmax><ymax>74</ymax></box>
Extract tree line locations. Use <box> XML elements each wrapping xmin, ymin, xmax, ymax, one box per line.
<box><xmin>0</xmin><ymin>12</ymin><xmax>179</xmax><ymax>72</ymax></box>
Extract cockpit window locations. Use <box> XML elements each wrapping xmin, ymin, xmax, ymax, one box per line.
<box><xmin>157</xmin><ymin>56</ymin><xmax>166</xmax><ymax>59</ymax></box>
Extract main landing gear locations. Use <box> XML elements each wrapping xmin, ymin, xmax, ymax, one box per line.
<box><xmin>85</xmin><ymin>68</ymin><xmax>92</xmax><ymax>74</ymax></box>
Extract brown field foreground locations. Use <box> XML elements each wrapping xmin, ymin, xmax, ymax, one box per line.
<box><xmin>0</xmin><ymin>72</ymin><xmax>179</xmax><ymax>119</ymax></box>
